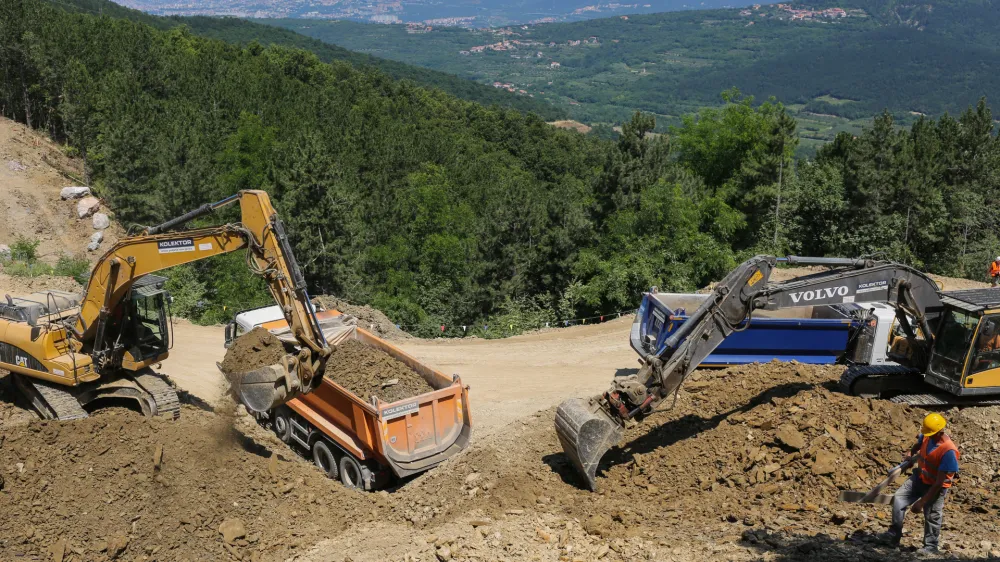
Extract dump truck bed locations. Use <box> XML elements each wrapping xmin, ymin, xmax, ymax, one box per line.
<box><xmin>286</xmin><ymin>321</ymin><xmax>471</xmax><ymax>480</ymax></box>
<box><xmin>634</xmin><ymin>292</ymin><xmax>857</xmax><ymax>366</ymax></box>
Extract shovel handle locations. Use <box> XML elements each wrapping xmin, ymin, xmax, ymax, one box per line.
<box><xmin>859</xmin><ymin>458</ymin><xmax>915</xmax><ymax>503</ymax></box>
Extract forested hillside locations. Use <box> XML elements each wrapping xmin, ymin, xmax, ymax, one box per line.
<box><xmin>2</xmin><ymin>0</ymin><xmax>999</xmax><ymax>337</ymax></box>
<box><xmin>50</xmin><ymin>0</ymin><xmax>564</xmax><ymax>119</ymax></box>
<box><xmin>271</xmin><ymin>1</ymin><xmax>1000</xmax><ymax>149</ymax></box>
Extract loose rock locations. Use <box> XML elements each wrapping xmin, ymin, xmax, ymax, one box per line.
<box><xmin>60</xmin><ymin>186</ymin><xmax>91</xmax><ymax>200</ymax></box>
<box><xmin>77</xmin><ymin>196</ymin><xmax>100</xmax><ymax>219</ymax></box>
<box><xmin>87</xmin><ymin>231</ymin><xmax>103</xmax><ymax>252</ymax></box>
<box><xmin>219</xmin><ymin>518</ymin><xmax>247</xmax><ymax>545</ymax></box>
<box><xmin>92</xmin><ymin>213</ymin><xmax>110</xmax><ymax>230</ymax></box>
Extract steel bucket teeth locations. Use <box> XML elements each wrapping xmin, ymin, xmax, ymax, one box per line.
<box><xmin>554</xmin><ymin>398</ymin><xmax>623</xmax><ymax>491</ymax></box>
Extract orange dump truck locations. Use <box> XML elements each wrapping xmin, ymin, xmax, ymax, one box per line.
<box><xmin>226</xmin><ymin>306</ymin><xmax>472</xmax><ymax>490</ymax></box>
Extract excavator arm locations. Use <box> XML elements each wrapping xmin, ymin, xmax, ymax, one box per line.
<box><xmin>555</xmin><ymin>255</ymin><xmax>943</xmax><ymax>490</ymax></box>
<box><xmin>73</xmin><ymin>190</ymin><xmax>330</xmax><ymax>411</ymax></box>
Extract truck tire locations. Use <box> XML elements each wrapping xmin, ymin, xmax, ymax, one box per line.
<box><xmin>311</xmin><ymin>440</ymin><xmax>339</xmax><ymax>480</ymax></box>
<box><xmin>273</xmin><ymin>406</ymin><xmax>292</xmax><ymax>444</ymax></box>
<box><xmin>338</xmin><ymin>454</ymin><xmax>365</xmax><ymax>489</ymax></box>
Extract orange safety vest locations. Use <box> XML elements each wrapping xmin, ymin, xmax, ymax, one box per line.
<box><xmin>917</xmin><ymin>433</ymin><xmax>960</xmax><ymax>488</ymax></box>
<box><xmin>990</xmin><ymin>262</ymin><xmax>1000</xmax><ymax>278</ymax></box>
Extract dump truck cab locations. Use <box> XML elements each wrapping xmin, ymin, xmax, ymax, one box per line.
<box><xmin>225</xmin><ymin>303</ymin><xmax>329</xmax><ymax>348</ymax></box>
<box><xmin>926</xmin><ymin>289</ymin><xmax>1000</xmax><ymax>396</ymax></box>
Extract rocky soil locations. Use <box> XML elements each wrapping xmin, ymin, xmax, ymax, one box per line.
<box><xmin>6</xmin><ymin>359</ymin><xmax>1000</xmax><ymax>561</ymax></box>
<box><xmin>300</xmin><ymin>361</ymin><xmax>1000</xmax><ymax>562</ymax></box>
<box><xmin>0</xmin><ymin>395</ymin><xmax>381</xmax><ymax>562</ymax></box>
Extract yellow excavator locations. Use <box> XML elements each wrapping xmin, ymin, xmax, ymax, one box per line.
<box><xmin>1</xmin><ymin>190</ymin><xmax>330</xmax><ymax>420</ymax></box>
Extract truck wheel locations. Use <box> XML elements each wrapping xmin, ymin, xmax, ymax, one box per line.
<box><xmin>273</xmin><ymin>406</ymin><xmax>292</xmax><ymax>444</ymax></box>
<box><xmin>311</xmin><ymin>440</ymin><xmax>339</xmax><ymax>479</ymax></box>
<box><xmin>338</xmin><ymin>454</ymin><xmax>365</xmax><ymax>489</ymax></box>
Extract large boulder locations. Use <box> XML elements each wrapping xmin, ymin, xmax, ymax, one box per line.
<box><xmin>60</xmin><ymin>186</ymin><xmax>91</xmax><ymax>200</ymax></box>
<box><xmin>0</xmin><ymin>244</ymin><xmax>10</xmax><ymax>262</ymax></box>
<box><xmin>92</xmin><ymin>213</ymin><xmax>110</xmax><ymax>230</ymax></box>
<box><xmin>87</xmin><ymin>231</ymin><xmax>104</xmax><ymax>252</ymax></box>
<box><xmin>77</xmin><ymin>196</ymin><xmax>100</xmax><ymax>219</ymax></box>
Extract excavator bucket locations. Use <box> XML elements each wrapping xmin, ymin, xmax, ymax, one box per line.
<box><xmin>554</xmin><ymin>398</ymin><xmax>623</xmax><ymax>491</ymax></box>
<box><xmin>225</xmin><ymin>357</ymin><xmax>297</xmax><ymax>413</ymax></box>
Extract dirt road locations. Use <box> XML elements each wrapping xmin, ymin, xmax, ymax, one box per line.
<box><xmin>399</xmin><ymin>316</ymin><xmax>635</xmax><ymax>433</ymax></box>
<box><xmin>160</xmin><ymin>315</ymin><xmax>635</xmax><ymax>434</ymax></box>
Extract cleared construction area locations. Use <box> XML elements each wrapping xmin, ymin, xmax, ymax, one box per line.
<box><xmin>5</xmin><ymin>359</ymin><xmax>1000</xmax><ymax>561</ymax></box>
<box><xmin>3</xmin><ymin>118</ymin><xmax>998</xmax><ymax>560</ymax></box>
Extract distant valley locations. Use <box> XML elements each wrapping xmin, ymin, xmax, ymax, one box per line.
<box><xmin>118</xmin><ymin>0</ymin><xmax>757</xmax><ymax>26</ymax></box>
<box><xmin>269</xmin><ymin>0</ymin><xmax>1000</xmax><ymax>153</ymax></box>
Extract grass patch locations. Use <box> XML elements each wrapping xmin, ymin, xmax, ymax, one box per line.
<box><xmin>3</xmin><ymin>236</ymin><xmax>90</xmax><ymax>284</ymax></box>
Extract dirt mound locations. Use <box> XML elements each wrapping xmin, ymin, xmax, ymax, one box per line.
<box><xmin>548</xmin><ymin>120</ymin><xmax>592</xmax><ymax>134</ymax></box>
<box><xmin>325</xmin><ymin>339</ymin><xmax>434</xmax><ymax>403</ymax></box>
<box><xmin>361</xmin><ymin>361</ymin><xmax>1000</xmax><ymax>561</ymax></box>
<box><xmin>928</xmin><ymin>273</ymin><xmax>989</xmax><ymax>291</ymax></box>
<box><xmin>313</xmin><ymin>296</ymin><xmax>409</xmax><ymax>340</ymax></box>
<box><xmin>0</xmin><ymin>400</ymin><xmax>386</xmax><ymax>562</ymax></box>
<box><xmin>219</xmin><ymin>327</ymin><xmax>287</xmax><ymax>375</ymax></box>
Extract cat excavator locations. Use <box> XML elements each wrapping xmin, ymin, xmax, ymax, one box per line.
<box><xmin>2</xmin><ymin>190</ymin><xmax>330</xmax><ymax>420</ymax></box>
<box><xmin>557</xmin><ymin>255</ymin><xmax>1000</xmax><ymax>490</ymax></box>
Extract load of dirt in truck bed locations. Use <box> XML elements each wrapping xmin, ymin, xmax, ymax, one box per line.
<box><xmin>325</xmin><ymin>339</ymin><xmax>434</xmax><ymax>403</ymax></box>
<box><xmin>0</xmin><ymin>398</ymin><xmax>392</xmax><ymax>562</ymax></box>
<box><xmin>335</xmin><ymin>361</ymin><xmax>1000</xmax><ymax>562</ymax></box>
<box><xmin>219</xmin><ymin>327</ymin><xmax>287</xmax><ymax>376</ymax></box>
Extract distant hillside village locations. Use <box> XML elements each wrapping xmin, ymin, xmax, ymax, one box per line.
<box><xmin>740</xmin><ymin>4</ymin><xmax>866</xmax><ymax>22</ymax></box>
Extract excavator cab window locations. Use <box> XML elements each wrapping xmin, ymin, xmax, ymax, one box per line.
<box><xmin>928</xmin><ymin>309</ymin><xmax>979</xmax><ymax>382</ymax></box>
<box><xmin>970</xmin><ymin>316</ymin><xmax>1000</xmax><ymax>375</ymax></box>
<box><xmin>128</xmin><ymin>293</ymin><xmax>169</xmax><ymax>359</ymax></box>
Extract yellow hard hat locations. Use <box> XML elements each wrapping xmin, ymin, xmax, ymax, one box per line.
<box><xmin>921</xmin><ymin>413</ymin><xmax>947</xmax><ymax>436</ymax></box>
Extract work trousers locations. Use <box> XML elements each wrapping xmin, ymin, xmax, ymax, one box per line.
<box><xmin>888</xmin><ymin>474</ymin><xmax>948</xmax><ymax>549</ymax></box>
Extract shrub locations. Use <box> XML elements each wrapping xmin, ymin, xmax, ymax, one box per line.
<box><xmin>10</xmin><ymin>236</ymin><xmax>40</xmax><ymax>263</ymax></box>
<box><xmin>54</xmin><ymin>255</ymin><xmax>92</xmax><ymax>285</ymax></box>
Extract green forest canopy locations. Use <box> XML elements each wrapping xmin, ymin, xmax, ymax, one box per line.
<box><xmin>48</xmin><ymin>0</ymin><xmax>564</xmax><ymax>119</ymax></box>
<box><xmin>2</xmin><ymin>0</ymin><xmax>999</xmax><ymax>336</ymax></box>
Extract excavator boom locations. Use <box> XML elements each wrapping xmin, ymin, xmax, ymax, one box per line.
<box><xmin>38</xmin><ymin>190</ymin><xmax>332</xmax><ymax>414</ymax></box>
<box><xmin>556</xmin><ymin>255</ymin><xmax>943</xmax><ymax>490</ymax></box>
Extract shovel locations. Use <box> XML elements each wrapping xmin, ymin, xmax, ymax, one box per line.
<box><xmin>838</xmin><ymin>458</ymin><xmax>915</xmax><ymax>504</ymax></box>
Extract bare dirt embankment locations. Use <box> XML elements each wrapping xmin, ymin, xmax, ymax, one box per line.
<box><xmin>0</xmin><ymin>118</ymin><xmax>122</xmax><ymax>267</ymax></box>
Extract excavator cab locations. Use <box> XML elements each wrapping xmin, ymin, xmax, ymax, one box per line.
<box><xmin>926</xmin><ymin>290</ymin><xmax>1000</xmax><ymax>396</ymax></box>
<box><xmin>121</xmin><ymin>275</ymin><xmax>172</xmax><ymax>368</ymax></box>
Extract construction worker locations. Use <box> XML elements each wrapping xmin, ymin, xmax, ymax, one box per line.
<box><xmin>990</xmin><ymin>257</ymin><xmax>1000</xmax><ymax>286</ymax></box>
<box><xmin>879</xmin><ymin>413</ymin><xmax>959</xmax><ymax>554</ymax></box>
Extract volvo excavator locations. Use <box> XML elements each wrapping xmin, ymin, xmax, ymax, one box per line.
<box><xmin>556</xmin><ymin>255</ymin><xmax>1000</xmax><ymax>490</ymax></box>
<box><xmin>1</xmin><ymin>190</ymin><xmax>330</xmax><ymax>420</ymax></box>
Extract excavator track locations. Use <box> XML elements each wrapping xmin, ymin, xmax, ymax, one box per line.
<box><xmin>132</xmin><ymin>370</ymin><xmax>181</xmax><ymax>420</ymax></box>
<box><xmin>838</xmin><ymin>365</ymin><xmax>924</xmax><ymax>398</ymax></box>
<box><xmin>12</xmin><ymin>374</ymin><xmax>89</xmax><ymax>421</ymax></box>
<box><xmin>889</xmin><ymin>394</ymin><xmax>1000</xmax><ymax>407</ymax></box>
